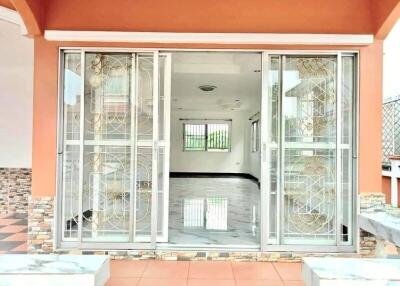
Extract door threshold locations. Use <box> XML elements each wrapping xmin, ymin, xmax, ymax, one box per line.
<box><xmin>156</xmin><ymin>243</ymin><xmax>261</xmax><ymax>252</ymax></box>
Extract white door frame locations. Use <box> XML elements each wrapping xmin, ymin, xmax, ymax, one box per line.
<box><xmin>56</xmin><ymin>48</ymin><xmax>358</xmax><ymax>252</ymax></box>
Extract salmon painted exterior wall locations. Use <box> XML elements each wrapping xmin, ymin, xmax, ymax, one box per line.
<box><xmin>2</xmin><ymin>0</ymin><xmax>396</xmax><ymax>199</ymax></box>
<box><xmin>43</xmin><ymin>0</ymin><xmax>374</xmax><ymax>34</ymax></box>
<box><xmin>32</xmin><ymin>38</ymin><xmax>384</xmax><ymax>197</ymax></box>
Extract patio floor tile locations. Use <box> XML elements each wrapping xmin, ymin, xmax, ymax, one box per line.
<box><xmin>236</xmin><ymin>280</ymin><xmax>285</xmax><ymax>286</ymax></box>
<box><xmin>0</xmin><ymin>233</ymin><xmax>12</xmax><ymax>240</ymax></box>
<box><xmin>188</xmin><ymin>279</ymin><xmax>235</xmax><ymax>286</ymax></box>
<box><xmin>283</xmin><ymin>281</ymin><xmax>305</xmax><ymax>286</ymax></box>
<box><xmin>189</xmin><ymin>261</ymin><xmax>234</xmax><ymax>279</ymax></box>
<box><xmin>106</xmin><ymin>277</ymin><xmax>140</xmax><ymax>286</ymax></box>
<box><xmin>232</xmin><ymin>262</ymin><xmax>281</xmax><ymax>280</ymax></box>
<box><xmin>138</xmin><ymin>278</ymin><xmax>187</xmax><ymax>286</ymax></box>
<box><xmin>0</xmin><ymin>225</ymin><xmax>27</xmax><ymax>233</ymax></box>
<box><xmin>143</xmin><ymin>261</ymin><xmax>189</xmax><ymax>279</ymax></box>
<box><xmin>10</xmin><ymin>242</ymin><xmax>27</xmax><ymax>252</ymax></box>
<box><xmin>4</xmin><ymin>232</ymin><xmax>27</xmax><ymax>241</ymax></box>
<box><xmin>0</xmin><ymin>219</ymin><xmax>19</xmax><ymax>226</ymax></box>
<box><xmin>273</xmin><ymin>263</ymin><xmax>302</xmax><ymax>281</ymax></box>
<box><xmin>111</xmin><ymin>260</ymin><xmax>149</xmax><ymax>278</ymax></box>
<box><xmin>0</xmin><ymin>241</ymin><xmax>24</xmax><ymax>251</ymax></box>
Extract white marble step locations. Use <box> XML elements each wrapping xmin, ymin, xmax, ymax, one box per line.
<box><xmin>303</xmin><ymin>257</ymin><xmax>400</xmax><ymax>286</ymax></box>
<box><xmin>358</xmin><ymin>212</ymin><xmax>400</xmax><ymax>246</ymax></box>
<box><xmin>0</xmin><ymin>254</ymin><xmax>110</xmax><ymax>286</ymax></box>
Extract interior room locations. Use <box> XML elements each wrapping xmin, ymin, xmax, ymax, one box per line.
<box><xmin>168</xmin><ymin>52</ymin><xmax>262</xmax><ymax>247</ymax></box>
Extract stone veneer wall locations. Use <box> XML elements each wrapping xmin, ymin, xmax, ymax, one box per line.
<box><xmin>358</xmin><ymin>192</ymin><xmax>386</xmax><ymax>257</ymax></box>
<box><xmin>27</xmin><ymin>192</ymin><xmax>387</xmax><ymax>260</ymax></box>
<box><xmin>0</xmin><ymin>168</ymin><xmax>31</xmax><ymax>215</ymax></box>
<box><xmin>28</xmin><ymin>196</ymin><xmax>54</xmax><ymax>254</ymax></box>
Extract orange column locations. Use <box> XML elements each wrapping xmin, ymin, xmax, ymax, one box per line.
<box><xmin>31</xmin><ymin>37</ymin><xmax>58</xmax><ymax>197</ymax></box>
<box><xmin>359</xmin><ymin>40</ymin><xmax>384</xmax><ymax>194</ymax></box>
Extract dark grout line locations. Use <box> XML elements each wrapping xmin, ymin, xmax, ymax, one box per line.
<box><xmin>271</xmin><ymin>262</ymin><xmax>285</xmax><ymax>282</ymax></box>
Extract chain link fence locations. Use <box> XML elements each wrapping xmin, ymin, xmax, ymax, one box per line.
<box><xmin>383</xmin><ymin>97</ymin><xmax>400</xmax><ymax>167</ymax></box>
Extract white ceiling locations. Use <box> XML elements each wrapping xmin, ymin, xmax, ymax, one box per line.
<box><xmin>170</xmin><ymin>52</ymin><xmax>261</xmax><ymax>112</ymax></box>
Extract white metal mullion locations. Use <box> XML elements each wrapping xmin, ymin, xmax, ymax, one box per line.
<box><xmin>58</xmin><ymin>50</ymin><xmax>67</xmax><ymax>243</ymax></box>
<box><xmin>336</xmin><ymin>53</ymin><xmax>343</xmax><ymax>246</ymax></box>
<box><xmin>151</xmin><ymin>52</ymin><xmax>159</xmax><ymax>247</ymax></box>
<box><xmin>133</xmin><ymin>54</ymin><xmax>140</xmax><ymax>242</ymax></box>
<box><xmin>260</xmin><ymin>52</ymin><xmax>269</xmax><ymax>251</ymax></box>
<box><xmin>278</xmin><ymin>55</ymin><xmax>285</xmax><ymax>245</ymax></box>
<box><xmin>129</xmin><ymin>53</ymin><xmax>136</xmax><ymax>243</ymax></box>
<box><xmin>77</xmin><ymin>51</ymin><xmax>85</xmax><ymax>244</ymax></box>
<box><xmin>162</xmin><ymin>53</ymin><xmax>172</xmax><ymax>242</ymax></box>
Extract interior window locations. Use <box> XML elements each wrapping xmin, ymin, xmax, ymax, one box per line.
<box><xmin>183</xmin><ymin>122</ymin><xmax>231</xmax><ymax>152</ymax></box>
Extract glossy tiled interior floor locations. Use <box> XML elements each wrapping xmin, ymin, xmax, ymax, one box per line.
<box><xmin>168</xmin><ymin>177</ymin><xmax>260</xmax><ymax>246</ymax></box>
<box><xmin>106</xmin><ymin>260</ymin><xmax>304</xmax><ymax>286</ymax></box>
<box><xmin>0</xmin><ymin>213</ymin><xmax>27</xmax><ymax>253</ymax></box>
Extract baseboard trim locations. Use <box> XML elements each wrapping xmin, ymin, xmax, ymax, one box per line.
<box><xmin>170</xmin><ymin>172</ymin><xmax>260</xmax><ymax>185</ymax></box>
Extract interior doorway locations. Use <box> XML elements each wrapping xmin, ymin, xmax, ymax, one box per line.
<box><xmin>167</xmin><ymin>52</ymin><xmax>262</xmax><ymax>247</ymax></box>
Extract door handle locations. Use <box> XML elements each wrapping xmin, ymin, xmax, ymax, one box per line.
<box><xmin>262</xmin><ymin>143</ymin><xmax>267</xmax><ymax>162</ymax></box>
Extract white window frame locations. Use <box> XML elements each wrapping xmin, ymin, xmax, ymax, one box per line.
<box><xmin>182</xmin><ymin>119</ymin><xmax>232</xmax><ymax>152</ymax></box>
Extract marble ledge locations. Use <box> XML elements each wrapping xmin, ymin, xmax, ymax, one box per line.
<box><xmin>303</xmin><ymin>257</ymin><xmax>400</xmax><ymax>286</ymax></box>
<box><xmin>358</xmin><ymin>212</ymin><xmax>400</xmax><ymax>246</ymax></box>
<box><xmin>0</xmin><ymin>254</ymin><xmax>110</xmax><ymax>286</ymax></box>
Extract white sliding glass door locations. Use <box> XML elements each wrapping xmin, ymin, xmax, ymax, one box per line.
<box><xmin>262</xmin><ymin>53</ymin><xmax>357</xmax><ymax>249</ymax></box>
<box><xmin>58</xmin><ymin>50</ymin><xmax>171</xmax><ymax>248</ymax></box>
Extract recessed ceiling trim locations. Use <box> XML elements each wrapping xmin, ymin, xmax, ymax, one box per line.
<box><xmin>45</xmin><ymin>30</ymin><xmax>374</xmax><ymax>45</ymax></box>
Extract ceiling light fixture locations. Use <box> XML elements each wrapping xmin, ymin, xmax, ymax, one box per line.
<box><xmin>198</xmin><ymin>85</ymin><xmax>217</xmax><ymax>92</ymax></box>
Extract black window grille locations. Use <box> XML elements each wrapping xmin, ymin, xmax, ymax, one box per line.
<box><xmin>183</xmin><ymin>122</ymin><xmax>230</xmax><ymax>152</ymax></box>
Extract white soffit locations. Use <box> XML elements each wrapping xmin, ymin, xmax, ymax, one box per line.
<box><xmin>44</xmin><ymin>30</ymin><xmax>374</xmax><ymax>46</ymax></box>
<box><xmin>0</xmin><ymin>6</ymin><xmax>27</xmax><ymax>35</ymax></box>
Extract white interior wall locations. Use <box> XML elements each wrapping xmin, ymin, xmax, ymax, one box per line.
<box><xmin>170</xmin><ymin>109</ymin><xmax>261</xmax><ymax>179</ymax></box>
<box><xmin>245</xmin><ymin>110</ymin><xmax>261</xmax><ymax>180</ymax></box>
<box><xmin>170</xmin><ymin>110</ymin><xmax>249</xmax><ymax>174</ymax></box>
<box><xmin>0</xmin><ymin>20</ymin><xmax>33</xmax><ymax>168</ymax></box>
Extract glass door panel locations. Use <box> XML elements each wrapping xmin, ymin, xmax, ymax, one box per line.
<box><xmin>59</xmin><ymin>50</ymin><xmax>168</xmax><ymax>247</ymax></box>
<box><xmin>134</xmin><ymin>53</ymin><xmax>154</xmax><ymax>242</ymax></box>
<box><xmin>82</xmin><ymin>53</ymin><xmax>133</xmax><ymax>242</ymax></box>
<box><xmin>282</xmin><ymin>56</ymin><xmax>337</xmax><ymax>245</ymax></box>
<box><xmin>263</xmin><ymin>53</ymin><xmax>356</xmax><ymax>248</ymax></box>
<box><xmin>61</xmin><ymin>52</ymin><xmax>81</xmax><ymax>240</ymax></box>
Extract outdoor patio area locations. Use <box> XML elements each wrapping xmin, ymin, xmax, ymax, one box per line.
<box><xmin>107</xmin><ymin>260</ymin><xmax>303</xmax><ymax>286</ymax></box>
<box><xmin>0</xmin><ymin>213</ymin><xmax>27</xmax><ymax>254</ymax></box>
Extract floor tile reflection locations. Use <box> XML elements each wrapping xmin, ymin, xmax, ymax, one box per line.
<box><xmin>169</xmin><ymin>177</ymin><xmax>260</xmax><ymax>246</ymax></box>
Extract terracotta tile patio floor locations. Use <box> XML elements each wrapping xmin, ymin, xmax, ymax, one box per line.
<box><xmin>0</xmin><ymin>213</ymin><xmax>27</xmax><ymax>254</ymax></box>
<box><xmin>0</xmin><ymin>215</ymin><xmax>304</xmax><ymax>285</ymax></box>
<box><xmin>107</xmin><ymin>260</ymin><xmax>304</xmax><ymax>286</ymax></box>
